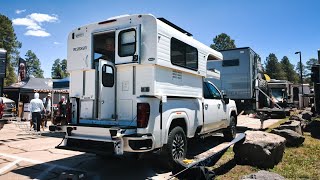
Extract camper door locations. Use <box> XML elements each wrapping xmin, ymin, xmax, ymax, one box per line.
<box><xmin>99</xmin><ymin>60</ymin><xmax>116</xmax><ymax>119</ymax></box>
<box><xmin>115</xmin><ymin>25</ymin><xmax>141</xmax><ymax>64</ymax></box>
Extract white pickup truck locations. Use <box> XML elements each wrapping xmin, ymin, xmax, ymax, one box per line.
<box><xmin>58</xmin><ymin>14</ymin><xmax>237</xmax><ymax>165</ymax></box>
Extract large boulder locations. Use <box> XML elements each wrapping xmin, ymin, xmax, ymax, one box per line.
<box><xmin>271</xmin><ymin>129</ymin><xmax>305</xmax><ymax>147</ymax></box>
<box><xmin>309</xmin><ymin>121</ymin><xmax>320</xmax><ymax>139</ymax></box>
<box><xmin>233</xmin><ymin>131</ymin><xmax>286</xmax><ymax>169</ymax></box>
<box><xmin>277</xmin><ymin>120</ymin><xmax>302</xmax><ymax>135</ymax></box>
<box><xmin>301</xmin><ymin>111</ymin><xmax>313</xmax><ymax>121</ymax></box>
<box><xmin>289</xmin><ymin>114</ymin><xmax>303</xmax><ymax>121</ymax></box>
<box><xmin>241</xmin><ymin>170</ymin><xmax>285</xmax><ymax>180</ymax></box>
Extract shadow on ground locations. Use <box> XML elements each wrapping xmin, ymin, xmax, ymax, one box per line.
<box><xmin>8</xmin><ymin>135</ymin><xmax>235</xmax><ymax>179</ymax></box>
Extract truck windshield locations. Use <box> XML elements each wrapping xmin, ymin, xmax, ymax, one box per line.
<box><xmin>271</xmin><ymin>88</ymin><xmax>286</xmax><ymax>102</ymax></box>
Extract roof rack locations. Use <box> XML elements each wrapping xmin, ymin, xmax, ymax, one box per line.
<box><xmin>157</xmin><ymin>18</ymin><xmax>193</xmax><ymax>37</ymax></box>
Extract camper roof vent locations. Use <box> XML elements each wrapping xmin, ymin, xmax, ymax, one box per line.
<box><xmin>158</xmin><ymin>18</ymin><xmax>193</xmax><ymax>37</ymax></box>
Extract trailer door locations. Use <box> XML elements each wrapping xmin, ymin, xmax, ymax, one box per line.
<box><xmin>115</xmin><ymin>25</ymin><xmax>141</xmax><ymax>64</ymax></box>
<box><xmin>99</xmin><ymin>60</ymin><xmax>116</xmax><ymax>119</ymax></box>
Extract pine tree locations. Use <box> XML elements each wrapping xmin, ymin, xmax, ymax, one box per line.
<box><xmin>210</xmin><ymin>33</ymin><xmax>236</xmax><ymax>51</ymax></box>
<box><xmin>0</xmin><ymin>14</ymin><xmax>21</xmax><ymax>86</ymax></box>
<box><xmin>25</xmin><ymin>50</ymin><xmax>44</xmax><ymax>78</ymax></box>
<box><xmin>265</xmin><ymin>53</ymin><xmax>286</xmax><ymax>80</ymax></box>
<box><xmin>280</xmin><ymin>56</ymin><xmax>299</xmax><ymax>83</ymax></box>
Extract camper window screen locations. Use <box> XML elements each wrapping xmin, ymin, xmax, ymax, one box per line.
<box><xmin>222</xmin><ymin>59</ymin><xmax>239</xmax><ymax>67</ymax></box>
<box><xmin>102</xmin><ymin>65</ymin><xmax>114</xmax><ymax>87</ymax></box>
<box><xmin>118</xmin><ymin>29</ymin><xmax>136</xmax><ymax>57</ymax></box>
<box><xmin>171</xmin><ymin>38</ymin><xmax>198</xmax><ymax>70</ymax></box>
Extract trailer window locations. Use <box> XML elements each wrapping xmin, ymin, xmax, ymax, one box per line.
<box><xmin>222</xmin><ymin>59</ymin><xmax>239</xmax><ymax>67</ymax></box>
<box><xmin>102</xmin><ymin>65</ymin><xmax>114</xmax><ymax>87</ymax></box>
<box><xmin>171</xmin><ymin>38</ymin><xmax>198</xmax><ymax>70</ymax></box>
<box><xmin>118</xmin><ymin>29</ymin><xmax>136</xmax><ymax>57</ymax></box>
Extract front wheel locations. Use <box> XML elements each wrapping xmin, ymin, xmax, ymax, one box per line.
<box><xmin>164</xmin><ymin>126</ymin><xmax>187</xmax><ymax>167</ymax></box>
<box><xmin>223</xmin><ymin>116</ymin><xmax>237</xmax><ymax>141</ymax></box>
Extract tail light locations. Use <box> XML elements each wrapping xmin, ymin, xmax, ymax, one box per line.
<box><xmin>137</xmin><ymin>103</ymin><xmax>150</xmax><ymax>128</ymax></box>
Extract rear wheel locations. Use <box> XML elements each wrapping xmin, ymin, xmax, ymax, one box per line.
<box><xmin>223</xmin><ymin>116</ymin><xmax>237</xmax><ymax>141</ymax></box>
<box><xmin>164</xmin><ymin>126</ymin><xmax>187</xmax><ymax>168</ymax></box>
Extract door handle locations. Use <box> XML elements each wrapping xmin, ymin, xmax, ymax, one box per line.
<box><xmin>217</xmin><ymin>104</ymin><xmax>221</xmax><ymax>109</ymax></box>
<box><xmin>204</xmin><ymin>104</ymin><xmax>208</xmax><ymax>110</ymax></box>
<box><xmin>101</xmin><ymin>100</ymin><xmax>104</xmax><ymax>104</ymax></box>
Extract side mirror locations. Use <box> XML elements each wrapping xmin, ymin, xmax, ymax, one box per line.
<box><xmin>221</xmin><ymin>91</ymin><xmax>230</xmax><ymax>104</ymax></box>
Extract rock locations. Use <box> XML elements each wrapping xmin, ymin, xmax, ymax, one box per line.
<box><xmin>271</xmin><ymin>129</ymin><xmax>305</xmax><ymax>147</ymax></box>
<box><xmin>301</xmin><ymin>111</ymin><xmax>313</xmax><ymax>121</ymax></box>
<box><xmin>277</xmin><ymin>120</ymin><xmax>303</xmax><ymax>135</ymax></box>
<box><xmin>289</xmin><ymin>114</ymin><xmax>303</xmax><ymax>121</ymax></box>
<box><xmin>233</xmin><ymin>131</ymin><xmax>286</xmax><ymax>169</ymax></box>
<box><xmin>241</xmin><ymin>170</ymin><xmax>285</xmax><ymax>180</ymax></box>
<box><xmin>310</xmin><ymin>121</ymin><xmax>320</xmax><ymax>139</ymax></box>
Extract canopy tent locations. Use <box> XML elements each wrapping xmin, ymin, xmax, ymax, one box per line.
<box><xmin>3</xmin><ymin>77</ymin><xmax>69</xmax><ymax>107</ymax></box>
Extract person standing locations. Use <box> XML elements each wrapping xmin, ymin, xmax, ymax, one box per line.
<box><xmin>30</xmin><ymin>93</ymin><xmax>45</xmax><ymax>131</ymax></box>
<box><xmin>43</xmin><ymin>93</ymin><xmax>52</xmax><ymax>127</ymax></box>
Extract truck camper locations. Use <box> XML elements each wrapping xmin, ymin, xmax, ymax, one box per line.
<box><xmin>58</xmin><ymin>14</ymin><xmax>237</xmax><ymax>165</ymax></box>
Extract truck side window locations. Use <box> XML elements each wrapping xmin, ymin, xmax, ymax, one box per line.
<box><xmin>118</xmin><ymin>29</ymin><xmax>136</xmax><ymax>57</ymax></box>
<box><xmin>203</xmin><ymin>83</ymin><xmax>211</xmax><ymax>99</ymax></box>
<box><xmin>102</xmin><ymin>65</ymin><xmax>114</xmax><ymax>87</ymax></box>
<box><xmin>205</xmin><ymin>82</ymin><xmax>221</xmax><ymax>99</ymax></box>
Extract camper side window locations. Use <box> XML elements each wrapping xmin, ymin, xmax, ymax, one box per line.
<box><xmin>222</xmin><ymin>59</ymin><xmax>239</xmax><ymax>67</ymax></box>
<box><xmin>102</xmin><ymin>65</ymin><xmax>114</xmax><ymax>87</ymax></box>
<box><xmin>118</xmin><ymin>29</ymin><xmax>136</xmax><ymax>57</ymax></box>
<box><xmin>171</xmin><ymin>38</ymin><xmax>198</xmax><ymax>70</ymax></box>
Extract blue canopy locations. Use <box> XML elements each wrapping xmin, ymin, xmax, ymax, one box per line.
<box><xmin>53</xmin><ymin>77</ymin><xmax>69</xmax><ymax>89</ymax></box>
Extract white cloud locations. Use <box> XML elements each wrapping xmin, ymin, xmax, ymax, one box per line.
<box><xmin>15</xmin><ymin>9</ymin><xmax>26</xmax><ymax>14</ymax></box>
<box><xmin>12</xmin><ymin>18</ymin><xmax>42</xmax><ymax>30</ymax></box>
<box><xmin>25</xmin><ymin>30</ymin><xmax>51</xmax><ymax>37</ymax></box>
<box><xmin>53</xmin><ymin>42</ymin><xmax>61</xmax><ymax>45</ymax></box>
<box><xmin>28</xmin><ymin>13</ymin><xmax>58</xmax><ymax>23</ymax></box>
<box><xmin>12</xmin><ymin>13</ymin><xmax>58</xmax><ymax>37</ymax></box>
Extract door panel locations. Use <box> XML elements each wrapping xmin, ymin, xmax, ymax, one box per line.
<box><xmin>99</xmin><ymin>60</ymin><xmax>116</xmax><ymax>119</ymax></box>
<box><xmin>115</xmin><ymin>25</ymin><xmax>141</xmax><ymax>64</ymax></box>
<box><xmin>203</xmin><ymin>82</ymin><xmax>227</xmax><ymax>132</ymax></box>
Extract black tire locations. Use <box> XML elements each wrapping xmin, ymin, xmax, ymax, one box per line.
<box><xmin>223</xmin><ymin>116</ymin><xmax>237</xmax><ymax>141</ymax></box>
<box><xmin>164</xmin><ymin>126</ymin><xmax>187</xmax><ymax>167</ymax></box>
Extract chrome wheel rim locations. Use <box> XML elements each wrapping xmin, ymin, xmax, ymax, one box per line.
<box><xmin>172</xmin><ymin>133</ymin><xmax>185</xmax><ymax>160</ymax></box>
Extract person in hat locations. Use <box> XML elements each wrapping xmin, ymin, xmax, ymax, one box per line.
<box><xmin>43</xmin><ymin>93</ymin><xmax>52</xmax><ymax>127</ymax></box>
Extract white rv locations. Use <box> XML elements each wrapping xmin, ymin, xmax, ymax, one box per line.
<box><xmin>59</xmin><ymin>14</ymin><xmax>237</xmax><ymax>165</ymax></box>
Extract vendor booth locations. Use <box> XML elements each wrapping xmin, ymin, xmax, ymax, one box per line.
<box><xmin>3</xmin><ymin>77</ymin><xmax>69</xmax><ymax>120</ymax></box>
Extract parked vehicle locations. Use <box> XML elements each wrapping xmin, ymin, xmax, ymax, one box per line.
<box><xmin>57</xmin><ymin>14</ymin><xmax>238</xmax><ymax>165</ymax></box>
<box><xmin>0</xmin><ymin>97</ymin><xmax>16</xmax><ymax>118</ymax></box>
<box><xmin>208</xmin><ymin>47</ymin><xmax>285</xmax><ymax>115</ymax></box>
<box><xmin>268</xmin><ymin>79</ymin><xmax>293</xmax><ymax>108</ymax></box>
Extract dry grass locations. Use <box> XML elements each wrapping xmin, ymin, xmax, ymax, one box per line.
<box><xmin>211</xmin><ymin>118</ymin><xmax>320</xmax><ymax>179</ymax></box>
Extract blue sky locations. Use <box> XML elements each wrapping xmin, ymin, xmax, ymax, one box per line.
<box><xmin>1</xmin><ymin>0</ymin><xmax>320</xmax><ymax>78</ymax></box>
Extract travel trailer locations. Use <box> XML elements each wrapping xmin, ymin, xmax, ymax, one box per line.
<box><xmin>208</xmin><ymin>47</ymin><xmax>272</xmax><ymax>113</ymax></box>
<box><xmin>58</xmin><ymin>14</ymin><xmax>237</xmax><ymax>165</ymax></box>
